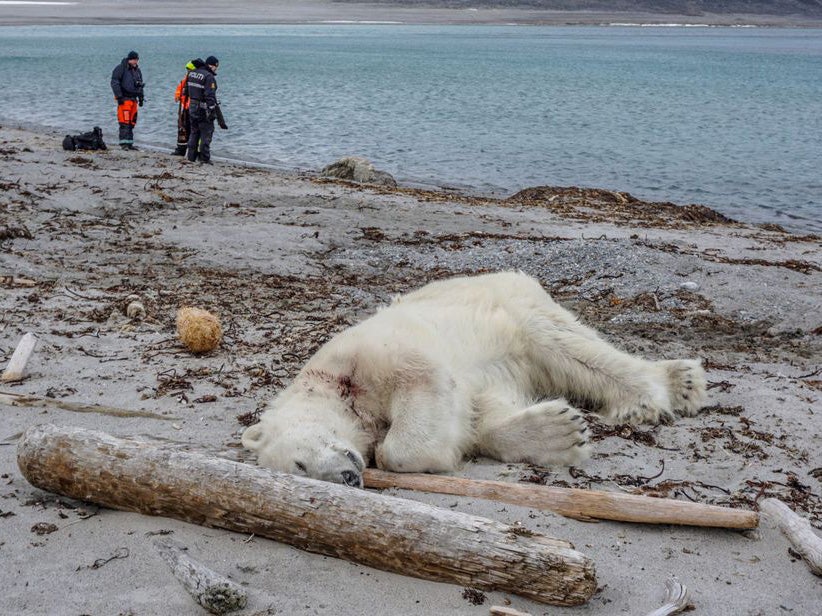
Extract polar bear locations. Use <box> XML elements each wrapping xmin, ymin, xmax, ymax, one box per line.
<box><xmin>242</xmin><ymin>271</ymin><xmax>706</xmax><ymax>487</ymax></box>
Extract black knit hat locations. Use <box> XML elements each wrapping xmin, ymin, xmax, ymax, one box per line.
<box><xmin>127</xmin><ymin>50</ymin><xmax>139</xmax><ymax>60</ymax></box>
<box><xmin>205</xmin><ymin>55</ymin><xmax>219</xmax><ymax>67</ymax></box>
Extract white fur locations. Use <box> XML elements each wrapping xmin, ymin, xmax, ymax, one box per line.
<box><xmin>243</xmin><ymin>272</ymin><xmax>707</xmax><ymax>485</ymax></box>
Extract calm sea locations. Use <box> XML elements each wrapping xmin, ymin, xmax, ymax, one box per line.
<box><xmin>1</xmin><ymin>25</ymin><xmax>820</xmax><ymax>232</ymax></box>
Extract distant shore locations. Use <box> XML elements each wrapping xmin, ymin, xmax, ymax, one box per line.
<box><xmin>1</xmin><ymin>0</ymin><xmax>821</xmax><ymax>27</ymax></box>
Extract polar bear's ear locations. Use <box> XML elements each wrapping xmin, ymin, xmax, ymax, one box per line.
<box><xmin>241</xmin><ymin>424</ymin><xmax>267</xmax><ymax>451</ymax></box>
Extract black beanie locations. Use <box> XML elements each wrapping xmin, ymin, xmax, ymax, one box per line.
<box><xmin>192</xmin><ymin>58</ymin><xmax>205</xmax><ymax>68</ymax></box>
<box><xmin>127</xmin><ymin>50</ymin><xmax>139</xmax><ymax>60</ymax></box>
<box><xmin>205</xmin><ymin>55</ymin><xmax>219</xmax><ymax>66</ymax></box>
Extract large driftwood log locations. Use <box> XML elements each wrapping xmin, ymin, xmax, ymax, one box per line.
<box><xmin>17</xmin><ymin>424</ymin><xmax>597</xmax><ymax>606</ymax></box>
<box><xmin>760</xmin><ymin>498</ymin><xmax>822</xmax><ymax>576</ymax></box>
<box><xmin>364</xmin><ymin>469</ymin><xmax>759</xmax><ymax>529</ymax></box>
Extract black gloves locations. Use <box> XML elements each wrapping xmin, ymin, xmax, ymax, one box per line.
<box><xmin>138</xmin><ymin>96</ymin><xmax>144</xmax><ymax>107</ymax></box>
<box><xmin>218</xmin><ymin>119</ymin><xmax>228</xmax><ymax>130</ymax></box>
<box><xmin>116</xmin><ymin>96</ymin><xmax>124</xmax><ymax>105</ymax></box>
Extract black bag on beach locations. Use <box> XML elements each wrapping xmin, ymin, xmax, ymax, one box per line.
<box><xmin>62</xmin><ymin>126</ymin><xmax>107</xmax><ymax>151</ymax></box>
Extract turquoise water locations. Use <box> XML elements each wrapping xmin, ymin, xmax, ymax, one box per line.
<box><xmin>1</xmin><ymin>25</ymin><xmax>820</xmax><ymax>231</ymax></box>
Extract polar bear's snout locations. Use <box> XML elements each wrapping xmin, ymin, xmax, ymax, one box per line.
<box><xmin>309</xmin><ymin>446</ymin><xmax>365</xmax><ymax>487</ymax></box>
<box><xmin>242</xmin><ymin>421</ymin><xmax>367</xmax><ymax>488</ymax></box>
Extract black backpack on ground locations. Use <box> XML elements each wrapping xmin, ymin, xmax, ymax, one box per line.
<box><xmin>62</xmin><ymin>126</ymin><xmax>107</xmax><ymax>151</ymax></box>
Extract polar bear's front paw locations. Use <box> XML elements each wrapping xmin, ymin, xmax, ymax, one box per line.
<box><xmin>482</xmin><ymin>399</ymin><xmax>591</xmax><ymax>467</ymax></box>
<box><xmin>660</xmin><ymin>359</ymin><xmax>707</xmax><ymax>417</ymax></box>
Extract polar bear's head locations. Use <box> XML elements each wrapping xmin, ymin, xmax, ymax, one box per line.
<box><xmin>242</xmin><ymin>420</ymin><xmax>366</xmax><ymax>488</ymax></box>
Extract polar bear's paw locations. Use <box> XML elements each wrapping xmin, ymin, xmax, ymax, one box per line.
<box><xmin>660</xmin><ymin>358</ymin><xmax>707</xmax><ymax>417</ymax></box>
<box><xmin>483</xmin><ymin>399</ymin><xmax>591</xmax><ymax>467</ymax></box>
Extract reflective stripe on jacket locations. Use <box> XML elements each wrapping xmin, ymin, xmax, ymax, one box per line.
<box><xmin>186</xmin><ymin>66</ymin><xmax>217</xmax><ymax>107</ymax></box>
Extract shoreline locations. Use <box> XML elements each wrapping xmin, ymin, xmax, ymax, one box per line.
<box><xmin>5</xmin><ymin>117</ymin><xmax>819</xmax><ymax>234</ymax></box>
<box><xmin>1</xmin><ymin>1</ymin><xmax>821</xmax><ymax>27</ymax></box>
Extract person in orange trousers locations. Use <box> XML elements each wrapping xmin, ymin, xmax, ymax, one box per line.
<box><xmin>110</xmin><ymin>50</ymin><xmax>145</xmax><ymax>150</ymax></box>
<box><xmin>173</xmin><ymin>58</ymin><xmax>204</xmax><ymax>156</ymax></box>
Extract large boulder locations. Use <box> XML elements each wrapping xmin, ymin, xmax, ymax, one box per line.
<box><xmin>320</xmin><ymin>156</ymin><xmax>397</xmax><ymax>188</ymax></box>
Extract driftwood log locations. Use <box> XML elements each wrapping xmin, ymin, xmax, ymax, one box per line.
<box><xmin>760</xmin><ymin>498</ymin><xmax>822</xmax><ymax>576</ymax></box>
<box><xmin>154</xmin><ymin>538</ymin><xmax>248</xmax><ymax>615</ymax></box>
<box><xmin>364</xmin><ymin>469</ymin><xmax>759</xmax><ymax>529</ymax></box>
<box><xmin>17</xmin><ymin>424</ymin><xmax>597</xmax><ymax>606</ymax></box>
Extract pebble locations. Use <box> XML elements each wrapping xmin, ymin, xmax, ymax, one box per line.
<box><xmin>680</xmin><ymin>281</ymin><xmax>700</xmax><ymax>291</ymax></box>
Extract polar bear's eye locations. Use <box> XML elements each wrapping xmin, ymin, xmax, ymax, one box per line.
<box><xmin>294</xmin><ymin>461</ymin><xmax>307</xmax><ymax>473</ymax></box>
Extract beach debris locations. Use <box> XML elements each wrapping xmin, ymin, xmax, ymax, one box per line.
<box><xmin>76</xmin><ymin>547</ymin><xmax>130</xmax><ymax>571</ymax></box>
<box><xmin>462</xmin><ymin>587</ymin><xmax>487</xmax><ymax>605</ymax></box>
<box><xmin>761</xmin><ymin>498</ymin><xmax>822</xmax><ymax>576</ymax></box>
<box><xmin>0</xmin><ymin>276</ymin><xmax>36</xmax><ymax>287</ymax></box>
<box><xmin>154</xmin><ymin>538</ymin><xmax>248</xmax><ymax>615</ymax></box>
<box><xmin>489</xmin><ymin>606</ymin><xmax>533</xmax><ymax>616</ymax></box>
<box><xmin>0</xmin><ymin>390</ymin><xmax>177</xmax><ymax>420</ymax></box>
<box><xmin>363</xmin><ymin>468</ymin><xmax>759</xmax><ymax>529</ymax></box>
<box><xmin>125</xmin><ymin>294</ymin><xmax>146</xmax><ymax>319</ymax></box>
<box><xmin>644</xmin><ymin>576</ymin><xmax>691</xmax><ymax>616</ymax></box>
<box><xmin>320</xmin><ymin>156</ymin><xmax>397</xmax><ymax>187</ymax></box>
<box><xmin>0</xmin><ymin>222</ymin><xmax>33</xmax><ymax>244</ymax></box>
<box><xmin>30</xmin><ymin>522</ymin><xmax>58</xmax><ymax>535</ymax></box>
<box><xmin>1</xmin><ymin>332</ymin><xmax>38</xmax><ymax>382</ymax></box>
<box><xmin>17</xmin><ymin>424</ymin><xmax>598</xmax><ymax>606</ymax></box>
<box><xmin>177</xmin><ymin>306</ymin><xmax>222</xmax><ymax>354</ymax></box>
<box><xmin>506</xmin><ymin>185</ymin><xmax>736</xmax><ymax>228</ymax></box>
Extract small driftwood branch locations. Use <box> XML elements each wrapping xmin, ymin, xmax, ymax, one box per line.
<box><xmin>0</xmin><ymin>391</ymin><xmax>177</xmax><ymax>420</ymax></box>
<box><xmin>154</xmin><ymin>538</ymin><xmax>248</xmax><ymax>615</ymax></box>
<box><xmin>645</xmin><ymin>577</ymin><xmax>690</xmax><ymax>616</ymax></box>
<box><xmin>0</xmin><ymin>276</ymin><xmax>36</xmax><ymax>288</ymax></box>
<box><xmin>490</xmin><ymin>606</ymin><xmax>533</xmax><ymax>616</ymax></box>
<box><xmin>1</xmin><ymin>332</ymin><xmax>38</xmax><ymax>382</ymax></box>
<box><xmin>363</xmin><ymin>469</ymin><xmax>759</xmax><ymax>529</ymax></box>
<box><xmin>17</xmin><ymin>424</ymin><xmax>597</xmax><ymax>606</ymax></box>
<box><xmin>761</xmin><ymin>498</ymin><xmax>822</xmax><ymax>576</ymax></box>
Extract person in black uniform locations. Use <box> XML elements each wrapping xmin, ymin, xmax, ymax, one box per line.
<box><xmin>186</xmin><ymin>55</ymin><xmax>227</xmax><ymax>164</ymax></box>
<box><xmin>110</xmin><ymin>50</ymin><xmax>145</xmax><ymax>150</ymax></box>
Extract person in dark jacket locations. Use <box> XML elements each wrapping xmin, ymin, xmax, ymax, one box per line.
<box><xmin>186</xmin><ymin>55</ymin><xmax>227</xmax><ymax>164</ymax></box>
<box><xmin>173</xmin><ymin>58</ymin><xmax>204</xmax><ymax>156</ymax></box>
<box><xmin>110</xmin><ymin>50</ymin><xmax>145</xmax><ymax>150</ymax></box>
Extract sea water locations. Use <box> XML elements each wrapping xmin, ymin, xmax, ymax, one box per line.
<box><xmin>0</xmin><ymin>24</ymin><xmax>819</xmax><ymax>231</ymax></box>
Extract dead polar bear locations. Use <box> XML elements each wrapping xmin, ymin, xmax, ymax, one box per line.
<box><xmin>243</xmin><ymin>271</ymin><xmax>707</xmax><ymax>487</ymax></box>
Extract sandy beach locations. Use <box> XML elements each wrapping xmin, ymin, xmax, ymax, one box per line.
<box><xmin>0</xmin><ymin>124</ymin><xmax>820</xmax><ymax>615</ymax></box>
<box><xmin>2</xmin><ymin>0</ymin><xmax>821</xmax><ymax>26</ymax></box>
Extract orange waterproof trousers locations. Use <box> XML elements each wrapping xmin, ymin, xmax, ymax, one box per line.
<box><xmin>116</xmin><ymin>99</ymin><xmax>139</xmax><ymax>146</ymax></box>
<box><xmin>117</xmin><ymin>99</ymin><xmax>138</xmax><ymax>126</ymax></box>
